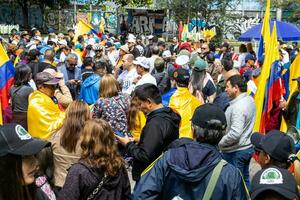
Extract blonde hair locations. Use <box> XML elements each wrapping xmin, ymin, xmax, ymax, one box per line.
<box><xmin>80</xmin><ymin>119</ymin><xmax>124</xmax><ymax>176</ymax></box>
<box><xmin>99</xmin><ymin>74</ymin><xmax>120</xmax><ymax>98</ymax></box>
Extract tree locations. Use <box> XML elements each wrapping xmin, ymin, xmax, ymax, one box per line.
<box><xmin>114</xmin><ymin>0</ymin><xmax>152</xmax><ymax>7</ymax></box>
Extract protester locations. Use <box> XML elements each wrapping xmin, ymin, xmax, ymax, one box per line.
<box><xmin>59</xmin><ymin>119</ymin><xmax>131</xmax><ymax>200</ymax></box>
<box><xmin>133</xmin><ymin>56</ymin><xmax>157</xmax><ymax>86</ymax></box>
<box><xmin>219</xmin><ymin>74</ymin><xmax>256</xmax><ymax>188</ymax></box>
<box><xmin>117</xmin><ymin>84</ymin><xmax>180</xmax><ymax>181</ymax></box>
<box><xmin>92</xmin><ymin>74</ymin><xmax>130</xmax><ymax>136</ymax></box>
<box><xmin>189</xmin><ymin>58</ymin><xmax>216</xmax><ymax>103</ymax></box>
<box><xmin>57</xmin><ymin>53</ymin><xmax>81</xmax><ymax>99</ymax></box>
<box><xmin>81</xmin><ymin>57</ymin><xmax>94</xmax><ymax>82</ymax></box>
<box><xmin>38</xmin><ymin>49</ymin><xmax>56</xmax><ymax>71</ymax></box>
<box><xmin>251</xmin><ymin>167</ymin><xmax>300</xmax><ymax>200</ymax></box>
<box><xmin>28</xmin><ymin>49</ymin><xmax>41</xmax><ymax>79</ymax></box>
<box><xmin>0</xmin><ymin>124</ymin><xmax>50</xmax><ymax>200</ymax></box>
<box><xmin>43</xmin><ymin>68</ymin><xmax>73</xmax><ymax>109</ymax></box>
<box><xmin>149</xmin><ymin>46</ymin><xmax>160</xmax><ymax>72</ymax></box>
<box><xmin>237</xmin><ymin>44</ymin><xmax>248</xmax><ymax>69</ymax></box>
<box><xmin>152</xmin><ymin>57</ymin><xmax>168</xmax><ymax>94</ymax></box>
<box><xmin>133</xmin><ymin>103</ymin><xmax>248</xmax><ymax>200</ymax></box>
<box><xmin>169</xmin><ymin>68</ymin><xmax>201</xmax><ymax>138</ymax></box>
<box><xmin>9</xmin><ymin>64</ymin><xmax>34</xmax><ymax>129</ymax></box>
<box><xmin>27</xmin><ymin>72</ymin><xmax>65</xmax><ymax>140</ymax></box>
<box><xmin>239</xmin><ymin>53</ymin><xmax>256</xmax><ymax>75</ymax></box>
<box><xmin>117</xmin><ymin>54</ymin><xmax>138</xmax><ymax>95</ymax></box>
<box><xmin>51</xmin><ymin>101</ymin><xmax>91</xmax><ymax>190</ymax></box>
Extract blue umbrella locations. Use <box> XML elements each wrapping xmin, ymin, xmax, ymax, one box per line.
<box><xmin>239</xmin><ymin>20</ymin><xmax>300</xmax><ymax>41</ymax></box>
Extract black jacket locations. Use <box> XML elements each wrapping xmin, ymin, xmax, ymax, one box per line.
<box><xmin>58</xmin><ymin>161</ymin><xmax>131</xmax><ymax>200</ymax></box>
<box><xmin>127</xmin><ymin>107</ymin><xmax>180</xmax><ymax>181</ymax></box>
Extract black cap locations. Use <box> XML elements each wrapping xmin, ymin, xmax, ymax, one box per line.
<box><xmin>251</xmin><ymin>130</ymin><xmax>295</xmax><ymax>162</ymax></box>
<box><xmin>105</xmin><ymin>42</ymin><xmax>114</xmax><ymax>48</ymax></box>
<box><xmin>173</xmin><ymin>68</ymin><xmax>190</xmax><ymax>85</ymax></box>
<box><xmin>191</xmin><ymin>103</ymin><xmax>227</xmax><ymax>130</ymax></box>
<box><xmin>251</xmin><ymin>167</ymin><xmax>300</xmax><ymax>200</ymax></box>
<box><xmin>0</xmin><ymin>124</ymin><xmax>50</xmax><ymax>156</ymax></box>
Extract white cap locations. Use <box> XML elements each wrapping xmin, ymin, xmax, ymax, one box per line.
<box><xmin>148</xmin><ymin>35</ymin><xmax>154</xmax><ymax>39</ymax></box>
<box><xmin>33</xmin><ymin>36</ymin><xmax>42</xmax><ymax>42</ymax></box>
<box><xmin>48</xmin><ymin>38</ymin><xmax>58</xmax><ymax>44</ymax></box>
<box><xmin>176</xmin><ymin>55</ymin><xmax>190</xmax><ymax>66</ymax></box>
<box><xmin>128</xmin><ymin>38</ymin><xmax>136</xmax><ymax>44</ymax></box>
<box><xmin>128</xmin><ymin>33</ymin><xmax>136</xmax><ymax>40</ymax></box>
<box><xmin>162</xmin><ymin>50</ymin><xmax>172</xmax><ymax>58</ymax></box>
<box><xmin>58</xmin><ymin>39</ymin><xmax>67</xmax><ymax>46</ymax></box>
<box><xmin>133</xmin><ymin>56</ymin><xmax>150</xmax><ymax>69</ymax></box>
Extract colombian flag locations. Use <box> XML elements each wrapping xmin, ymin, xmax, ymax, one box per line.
<box><xmin>75</xmin><ymin>19</ymin><xmax>99</xmax><ymax>41</ymax></box>
<box><xmin>0</xmin><ymin>43</ymin><xmax>15</xmax><ymax>125</ymax></box>
<box><xmin>257</xmin><ymin>0</ymin><xmax>271</xmax><ymax>63</ymax></box>
<box><xmin>254</xmin><ymin>22</ymin><xmax>279</xmax><ymax>132</ymax></box>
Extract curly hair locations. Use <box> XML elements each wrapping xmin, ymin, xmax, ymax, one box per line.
<box><xmin>80</xmin><ymin>119</ymin><xmax>124</xmax><ymax>177</ymax></box>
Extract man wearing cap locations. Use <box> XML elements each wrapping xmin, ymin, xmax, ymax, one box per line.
<box><xmin>18</xmin><ymin>31</ymin><xmax>30</xmax><ymax>48</ymax></box>
<box><xmin>133</xmin><ymin>56</ymin><xmax>157</xmax><ymax>86</ymax></box>
<box><xmin>117</xmin><ymin>54</ymin><xmax>138</xmax><ymax>95</ymax></box>
<box><xmin>219</xmin><ymin>74</ymin><xmax>256</xmax><ymax>188</ymax></box>
<box><xmin>127</xmin><ymin>37</ymin><xmax>141</xmax><ymax>58</ymax></box>
<box><xmin>251</xmin><ymin>130</ymin><xmax>296</xmax><ymax>170</ymax></box>
<box><xmin>251</xmin><ymin>167</ymin><xmax>300</xmax><ymax>200</ymax></box>
<box><xmin>133</xmin><ymin>104</ymin><xmax>248</xmax><ymax>200</ymax></box>
<box><xmin>27</xmin><ymin>72</ymin><xmax>65</xmax><ymax>140</ymax></box>
<box><xmin>169</xmin><ymin>68</ymin><xmax>201</xmax><ymax>138</ymax></box>
<box><xmin>114</xmin><ymin>45</ymin><xmax>130</xmax><ymax>73</ymax></box>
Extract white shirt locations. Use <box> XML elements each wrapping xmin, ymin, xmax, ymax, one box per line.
<box><xmin>118</xmin><ymin>68</ymin><xmax>138</xmax><ymax>95</ymax></box>
<box><xmin>136</xmin><ymin>73</ymin><xmax>157</xmax><ymax>86</ymax></box>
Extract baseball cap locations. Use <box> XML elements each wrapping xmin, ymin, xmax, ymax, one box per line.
<box><xmin>21</xmin><ymin>31</ymin><xmax>29</xmax><ymax>37</ymax></box>
<box><xmin>162</xmin><ymin>50</ymin><xmax>172</xmax><ymax>59</ymax></box>
<box><xmin>43</xmin><ymin>68</ymin><xmax>64</xmax><ymax>79</ymax></box>
<box><xmin>245</xmin><ymin>53</ymin><xmax>256</xmax><ymax>62</ymax></box>
<box><xmin>128</xmin><ymin>38</ymin><xmax>136</xmax><ymax>44</ymax></box>
<box><xmin>175</xmin><ymin>55</ymin><xmax>190</xmax><ymax>66</ymax></box>
<box><xmin>120</xmin><ymin>45</ymin><xmax>130</xmax><ymax>54</ymax></box>
<box><xmin>0</xmin><ymin>124</ymin><xmax>50</xmax><ymax>156</ymax></box>
<box><xmin>133</xmin><ymin>57</ymin><xmax>150</xmax><ymax>69</ymax></box>
<box><xmin>251</xmin><ymin>167</ymin><xmax>300</xmax><ymax>200</ymax></box>
<box><xmin>105</xmin><ymin>41</ymin><xmax>114</xmax><ymax>48</ymax></box>
<box><xmin>173</xmin><ymin>68</ymin><xmax>190</xmax><ymax>85</ymax></box>
<box><xmin>191</xmin><ymin>103</ymin><xmax>227</xmax><ymax>130</ymax></box>
<box><xmin>251</xmin><ymin>130</ymin><xmax>295</xmax><ymax>162</ymax></box>
<box><xmin>58</xmin><ymin>39</ymin><xmax>68</xmax><ymax>47</ymax></box>
<box><xmin>194</xmin><ymin>58</ymin><xmax>208</xmax><ymax>72</ymax></box>
<box><xmin>35</xmin><ymin>72</ymin><xmax>60</xmax><ymax>85</ymax></box>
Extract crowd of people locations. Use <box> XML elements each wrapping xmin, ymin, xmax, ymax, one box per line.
<box><xmin>1</xmin><ymin>27</ymin><xmax>300</xmax><ymax>200</ymax></box>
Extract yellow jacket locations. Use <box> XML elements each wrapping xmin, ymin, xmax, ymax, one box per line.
<box><xmin>169</xmin><ymin>87</ymin><xmax>201</xmax><ymax>138</ymax></box>
<box><xmin>27</xmin><ymin>90</ymin><xmax>65</xmax><ymax>140</ymax></box>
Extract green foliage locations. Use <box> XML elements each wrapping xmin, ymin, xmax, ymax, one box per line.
<box><xmin>114</xmin><ymin>0</ymin><xmax>152</xmax><ymax>7</ymax></box>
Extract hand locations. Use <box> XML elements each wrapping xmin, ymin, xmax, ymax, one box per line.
<box><xmin>68</xmin><ymin>79</ymin><xmax>77</xmax><ymax>85</ymax></box>
<box><xmin>115</xmin><ymin>134</ymin><xmax>134</xmax><ymax>146</ymax></box>
<box><xmin>279</xmin><ymin>99</ymin><xmax>287</xmax><ymax>109</ymax></box>
<box><xmin>133</xmin><ymin>76</ymin><xmax>141</xmax><ymax>84</ymax></box>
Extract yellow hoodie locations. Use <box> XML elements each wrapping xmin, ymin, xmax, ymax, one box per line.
<box><xmin>169</xmin><ymin>87</ymin><xmax>201</xmax><ymax>138</ymax></box>
<box><xmin>27</xmin><ymin>90</ymin><xmax>65</xmax><ymax>140</ymax></box>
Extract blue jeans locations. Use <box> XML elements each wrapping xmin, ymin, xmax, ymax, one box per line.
<box><xmin>222</xmin><ymin>147</ymin><xmax>254</xmax><ymax>189</ymax></box>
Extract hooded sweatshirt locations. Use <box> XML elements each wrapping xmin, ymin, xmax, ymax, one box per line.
<box><xmin>133</xmin><ymin>139</ymin><xmax>248</xmax><ymax>200</ymax></box>
<box><xmin>59</xmin><ymin>160</ymin><xmax>131</xmax><ymax>200</ymax></box>
<box><xmin>126</xmin><ymin>107</ymin><xmax>181</xmax><ymax>181</ymax></box>
<box><xmin>80</xmin><ymin>74</ymin><xmax>101</xmax><ymax>105</ymax></box>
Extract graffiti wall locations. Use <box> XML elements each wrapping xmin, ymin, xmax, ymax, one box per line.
<box><xmin>126</xmin><ymin>9</ymin><xmax>177</xmax><ymax>35</ymax></box>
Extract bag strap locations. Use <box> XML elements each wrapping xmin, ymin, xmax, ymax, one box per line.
<box><xmin>202</xmin><ymin>159</ymin><xmax>227</xmax><ymax>200</ymax></box>
<box><xmin>86</xmin><ymin>174</ymin><xmax>107</xmax><ymax>200</ymax></box>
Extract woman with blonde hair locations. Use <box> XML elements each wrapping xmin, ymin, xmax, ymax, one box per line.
<box><xmin>59</xmin><ymin>119</ymin><xmax>131</xmax><ymax>199</ymax></box>
<box><xmin>92</xmin><ymin>74</ymin><xmax>130</xmax><ymax>137</ymax></box>
<box><xmin>50</xmin><ymin>100</ymin><xmax>91</xmax><ymax>191</ymax></box>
